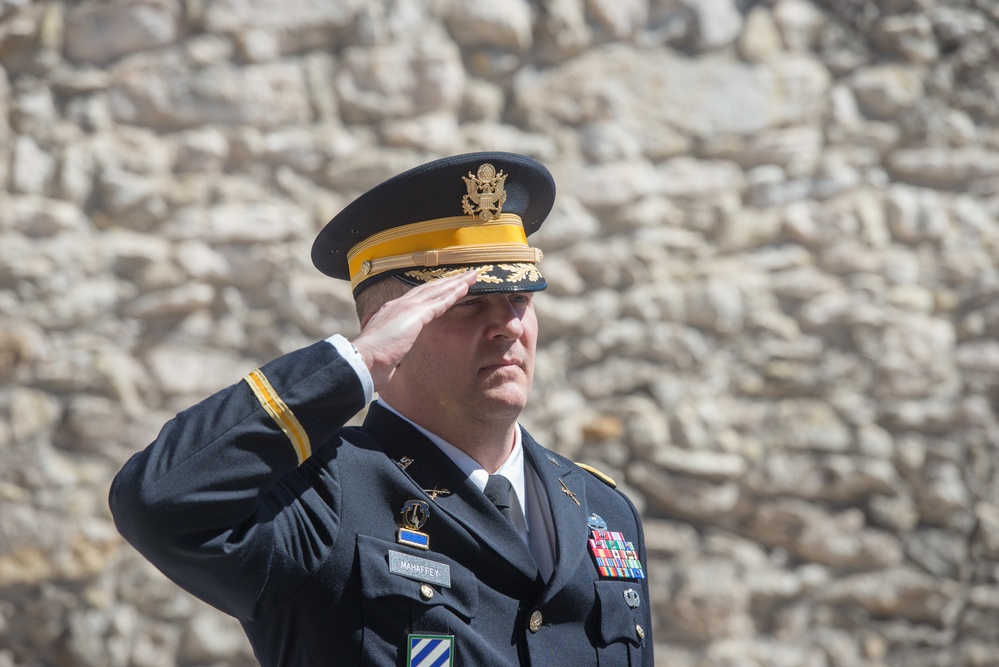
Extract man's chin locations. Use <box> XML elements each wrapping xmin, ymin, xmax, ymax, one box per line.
<box><xmin>475</xmin><ymin>382</ymin><xmax>530</xmax><ymax>414</ymax></box>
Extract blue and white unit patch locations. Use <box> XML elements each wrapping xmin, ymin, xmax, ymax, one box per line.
<box><xmin>407</xmin><ymin>634</ymin><xmax>454</xmax><ymax>667</ymax></box>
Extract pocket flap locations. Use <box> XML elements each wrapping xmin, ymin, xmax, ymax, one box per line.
<box><xmin>594</xmin><ymin>580</ymin><xmax>644</xmax><ymax>647</ymax></box>
<box><xmin>357</xmin><ymin>534</ymin><xmax>477</xmax><ymax>621</ymax></box>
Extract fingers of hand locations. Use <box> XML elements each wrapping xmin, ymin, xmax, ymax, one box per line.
<box><xmin>423</xmin><ymin>271</ymin><xmax>478</xmax><ymax>314</ymax></box>
<box><xmin>385</xmin><ymin>271</ymin><xmax>477</xmax><ymax>322</ymax></box>
<box><xmin>408</xmin><ymin>270</ymin><xmax>478</xmax><ymax>303</ymax></box>
<box><xmin>353</xmin><ymin>272</ymin><xmax>478</xmax><ymax>383</ymax></box>
<box><xmin>359</xmin><ymin>271</ymin><xmax>477</xmax><ymax>356</ymax></box>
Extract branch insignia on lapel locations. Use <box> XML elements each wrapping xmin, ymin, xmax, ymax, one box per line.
<box><xmin>559</xmin><ymin>478</ymin><xmax>580</xmax><ymax>507</ymax></box>
<box><xmin>423</xmin><ymin>485</ymin><xmax>451</xmax><ymax>500</ymax></box>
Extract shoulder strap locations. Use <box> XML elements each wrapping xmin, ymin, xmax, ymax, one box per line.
<box><xmin>574</xmin><ymin>462</ymin><xmax>617</xmax><ymax>488</ymax></box>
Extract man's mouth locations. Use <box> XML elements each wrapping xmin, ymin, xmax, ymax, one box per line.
<box><xmin>480</xmin><ymin>358</ymin><xmax>522</xmax><ymax>373</ymax></box>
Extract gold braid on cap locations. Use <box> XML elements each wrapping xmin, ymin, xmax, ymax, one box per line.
<box><xmin>345</xmin><ymin>163</ymin><xmax>543</xmax><ymax>289</ymax></box>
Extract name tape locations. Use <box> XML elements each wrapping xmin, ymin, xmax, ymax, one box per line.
<box><xmin>389</xmin><ymin>550</ymin><xmax>452</xmax><ymax>588</ymax></box>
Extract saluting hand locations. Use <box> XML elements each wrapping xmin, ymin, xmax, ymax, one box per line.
<box><xmin>350</xmin><ymin>271</ymin><xmax>478</xmax><ymax>391</ymax></box>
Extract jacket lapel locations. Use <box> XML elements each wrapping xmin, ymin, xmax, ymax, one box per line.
<box><xmin>361</xmin><ymin>403</ymin><xmax>539</xmax><ymax>582</ymax></box>
<box><xmin>521</xmin><ymin>431</ymin><xmax>590</xmax><ymax>603</ymax></box>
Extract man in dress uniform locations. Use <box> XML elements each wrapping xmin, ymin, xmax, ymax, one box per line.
<box><xmin>110</xmin><ymin>152</ymin><xmax>653</xmax><ymax>666</ymax></box>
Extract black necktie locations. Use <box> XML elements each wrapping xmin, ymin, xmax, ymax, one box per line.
<box><xmin>483</xmin><ymin>474</ymin><xmax>514</xmax><ymax>525</ymax></box>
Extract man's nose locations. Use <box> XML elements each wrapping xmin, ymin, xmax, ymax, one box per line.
<box><xmin>485</xmin><ymin>300</ymin><xmax>525</xmax><ymax>339</ymax></box>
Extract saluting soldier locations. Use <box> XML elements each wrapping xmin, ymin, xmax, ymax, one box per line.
<box><xmin>110</xmin><ymin>152</ymin><xmax>653</xmax><ymax>667</ymax></box>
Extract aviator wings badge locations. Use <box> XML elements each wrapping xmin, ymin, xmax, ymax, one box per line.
<box><xmin>462</xmin><ymin>163</ymin><xmax>507</xmax><ymax>221</ymax></box>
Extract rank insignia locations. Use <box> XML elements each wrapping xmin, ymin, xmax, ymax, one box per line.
<box><xmin>588</xmin><ymin>529</ymin><xmax>646</xmax><ymax>579</ymax></box>
<box><xmin>398</xmin><ymin>499</ymin><xmax>431</xmax><ymax>550</ymax></box>
<box><xmin>407</xmin><ymin>634</ymin><xmax>454</xmax><ymax>667</ymax></box>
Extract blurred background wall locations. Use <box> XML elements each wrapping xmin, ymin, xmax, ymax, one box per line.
<box><xmin>1</xmin><ymin>0</ymin><xmax>998</xmax><ymax>665</ymax></box>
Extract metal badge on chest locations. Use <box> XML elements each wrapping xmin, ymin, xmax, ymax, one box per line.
<box><xmin>397</xmin><ymin>499</ymin><xmax>431</xmax><ymax>550</ymax></box>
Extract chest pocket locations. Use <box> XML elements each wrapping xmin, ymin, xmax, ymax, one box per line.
<box><xmin>357</xmin><ymin>534</ymin><xmax>478</xmax><ymax>624</ymax></box>
<box><xmin>594</xmin><ymin>580</ymin><xmax>647</xmax><ymax>666</ymax></box>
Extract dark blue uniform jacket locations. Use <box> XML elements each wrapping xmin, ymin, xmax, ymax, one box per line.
<box><xmin>110</xmin><ymin>341</ymin><xmax>653</xmax><ymax>666</ymax></box>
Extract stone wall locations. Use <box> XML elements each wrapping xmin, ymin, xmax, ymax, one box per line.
<box><xmin>2</xmin><ymin>0</ymin><xmax>998</xmax><ymax>665</ymax></box>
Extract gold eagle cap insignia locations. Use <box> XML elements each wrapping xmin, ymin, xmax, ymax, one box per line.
<box><xmin>462</xmin><ymin>163</ymin><xmax>507</xmax><ymax>221</ymax></box>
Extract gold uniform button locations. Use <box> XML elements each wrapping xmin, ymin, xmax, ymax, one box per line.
<box><xmin>420</xmin><ymin>584</ymin><xmax>434</xmax><ymax>600</ymax></box>
<box><xmin>636</xmin><ymin>624</ymin><xmax>645</xmax><ymax>640</ymax></box>
<box><xmin>529</xmin><ymin>610</ymin><xmax>543</xmax><ymax>633</ymax></box>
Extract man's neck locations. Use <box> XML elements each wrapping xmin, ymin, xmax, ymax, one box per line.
<box><xmin>377</xmin><ymin>398</ymin><xmax>518</xmax><ymax>473</ymax></box>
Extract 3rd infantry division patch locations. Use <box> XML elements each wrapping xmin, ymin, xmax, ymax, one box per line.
<box><xmin>407</xmin><ymin>634</ymin><xmax>454</xmax><ymax>667</ymax></box>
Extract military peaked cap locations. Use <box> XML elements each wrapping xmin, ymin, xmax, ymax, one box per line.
<box><xmin>312</xmin><ymin>152</ymin><xmax>556</xmax><ymax>296</ymax></box>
